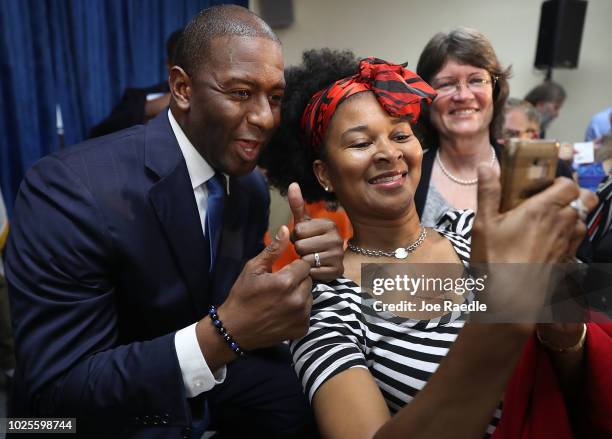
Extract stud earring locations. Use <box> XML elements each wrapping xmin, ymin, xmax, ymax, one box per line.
<box><xmin>324</xmin><ymin>186</ymin><xmax>329</xmax><ymax>192</ymax></box>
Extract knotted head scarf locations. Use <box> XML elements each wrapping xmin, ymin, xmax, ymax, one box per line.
<box><xmin>300</xmin><ymin>57</ymin><xmax>436</xmax><ymax>152</ymax></box>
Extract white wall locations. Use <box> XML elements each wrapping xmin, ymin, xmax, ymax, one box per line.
<box><xmin>251</xmin><ymin>0</ymin><xmax>612</xmax><ymax>142</ymax></box>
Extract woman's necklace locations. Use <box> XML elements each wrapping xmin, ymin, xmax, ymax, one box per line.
<box><xmin>347</xmin><ymin>227</ymin><xmax>427</xmax><ymax>259</ymax></box>
<box><xmin>436</xmin><ymin>146</ymin><xmax>496</xmax><ymax>185</ymax></box>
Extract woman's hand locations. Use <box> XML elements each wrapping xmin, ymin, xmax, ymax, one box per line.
<box><xmin>288</xmin><ymin>182</ymin><xmax>345</xmax><ymax>281</ymax></box>
<box><xmin>471</xmin><ymin>166</ymin><xmax>584</xmax><ymax>264</ymax></box>
<box><xmin>469</xmin><ymin>166</ymin><xmax>596</xmax><ymax>320</ymax></box>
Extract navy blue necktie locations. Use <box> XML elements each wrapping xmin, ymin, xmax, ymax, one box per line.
<box><xmin>205</xmin><ymin>173</ymin><xmax>226</xmax><ymax>272</ymax></box>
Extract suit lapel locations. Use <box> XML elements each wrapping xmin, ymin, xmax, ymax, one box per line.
<box><xmin>145</xmin><ymin>113</ymin><xmax>210</xmax><ymax>317</ymax></box>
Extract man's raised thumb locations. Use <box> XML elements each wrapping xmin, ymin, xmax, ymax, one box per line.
<box><xmin>255</xmin><ymin>225</ymin><xmax>290</xmax><ymax>272</ymax></box>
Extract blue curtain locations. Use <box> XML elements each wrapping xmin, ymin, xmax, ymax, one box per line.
<box><xmin>0</xmin><ymin>0</ymin><xmax>246</xmax><ymax>216</ymax></box>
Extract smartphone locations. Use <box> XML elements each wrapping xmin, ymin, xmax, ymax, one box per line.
<box><xmin>500</xmin><ymin>139</ymin><xmax>560</xmax><ymax>212</ymax></box>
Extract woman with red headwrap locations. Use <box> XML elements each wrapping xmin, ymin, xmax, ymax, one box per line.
<box><xmin>262</xmin><ymin>49</ymin><xmax>610</xmax><ymax>438</ymax></box>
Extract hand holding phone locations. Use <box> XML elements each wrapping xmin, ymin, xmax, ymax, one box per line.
<box><xmin>500</xmin><ymin>139</ymin><xmax>560</xmax><ymax>212</ymax></box>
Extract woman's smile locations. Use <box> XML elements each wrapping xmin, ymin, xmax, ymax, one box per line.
<box><xmin>367</xmin><ymin>170</ymin><xmax>407</xmax><ymax>189</ymax></box>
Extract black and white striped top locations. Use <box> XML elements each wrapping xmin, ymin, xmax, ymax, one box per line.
<box><xmin>290</xmin><ymin>209</ymin><xmax>501</xmax><ymax>437</ymax></box>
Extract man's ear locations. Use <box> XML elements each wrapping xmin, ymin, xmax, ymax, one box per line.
<box><xmin>169</xmin><ymin>66</ymin><xmax>191</xmax><ymax>111</ymax></box>
<box><xmin>313</xmin><ymin>159</ymin><xmax>333</xmax><ymax>193</ymax></box>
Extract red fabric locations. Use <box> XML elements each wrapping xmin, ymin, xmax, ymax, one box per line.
<box><xmin>300</xmin><ymin>57</ymin><xmax>436</xmax><ymax>152</ymax></box>
<box><xmin>493</xmin><ymin>323</ymin><xmax>612</xmax><ymax>439</ymax></box>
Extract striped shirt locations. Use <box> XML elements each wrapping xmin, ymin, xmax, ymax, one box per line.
<box><xmin>290</xmin><ymin>209</ymin><xmax>501</xmax><ymax>437</ymax></box>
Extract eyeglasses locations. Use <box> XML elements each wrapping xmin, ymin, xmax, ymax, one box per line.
<box><xmin>432</xmin><ymin>75</ymin><xmax>497</xmax><ymax>97</ymax></box>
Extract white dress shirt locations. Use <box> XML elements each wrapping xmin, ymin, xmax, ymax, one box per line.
<box><xmin>168</xmin><ymin>110</ymin><xmax>227</xmax><ymax>398</ymax></box>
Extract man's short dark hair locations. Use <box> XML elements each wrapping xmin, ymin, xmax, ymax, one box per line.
<box><xmin>524</xmin><ymin>81</ymin><xmax>566</xmax><ymax>106</ymax></box>
<box><xmin>174</xmin><ymin>4</ymin><xmax>280</xmax><ymax>76</ymax></box>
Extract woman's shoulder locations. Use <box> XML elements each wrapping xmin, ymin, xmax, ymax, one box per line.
<box><xmin>434</xmin><ymin>209</ymin><xmax>474</xmax><ymax>238</ymax></box>
<box><xmin>432</xmin><ymin>209</ymin><xmax>474</xmax><ymax>262</ymax></box>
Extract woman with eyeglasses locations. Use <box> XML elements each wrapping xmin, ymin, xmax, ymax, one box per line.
<box><xmin>414</xmin><ymin>27</ymin><xmax>572</xmax><ymax>227</ymax></box>
<box><xmin>263</xmin><ymin>48</ymin><xmax>610</xmax><ymax>439</ymax></box>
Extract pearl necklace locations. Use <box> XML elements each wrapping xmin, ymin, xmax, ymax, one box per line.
<box><xmin>435</xmin><ymin>147</ymin><xmax>496</xmax><ymax>186</ymax></box>
<box><xmin>347</xmin><ymin>227</ymin><xmax>427</xmax><ymax>259</ymax></box>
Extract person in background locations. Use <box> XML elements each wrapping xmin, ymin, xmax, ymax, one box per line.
<box><xmin>524</xmin><ymin>80</ymin><xmax>566</xmax><ymax>138</ymax></box>
<box><xmin>498</xmin><ymin>98</ymin><xmax>575</xmax><ymax>176</ymax></box>
<box><xmin>413</xmin><ymin>29</ymin><xmax>573</xmax><ymax>228</ymax></box>
<box><xmin>88</xmin><ymin>29</ymin><xmax>183</xmax><ymax>138</ymax></box>
<box><xmin>497</xmin><ymin>97</ymin><xmax>540</xmax><ymax>143</ymax></box>
<box><xmin>585</xmin><ymin>106</ymin><xmax>612</xmax><ymax>142</ymax></box>
<box><xmin>413</xmin><ymin>27</ymin><xmax>510</xmax><ymax>227</ymax></box>
<box><xmin>6</xmin><ymin>6</ymin><xmax>344</xmax><ymax>437</ymax></box>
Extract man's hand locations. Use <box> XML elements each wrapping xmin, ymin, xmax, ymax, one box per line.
<box><xmin>209</xmin><ymin>225</ymin><xmax>313</xmax><ymax>352</ymax></box>
<box><xmin>287</xmin><ymin>182</ymin><xmax>344</xmax><ymax>281</ymax></box>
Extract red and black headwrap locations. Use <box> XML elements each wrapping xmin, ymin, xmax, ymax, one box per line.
<box><xmin>300</xmin><ymin>57</ymin><xmax>436</xmax><ymax>152</ymax></box>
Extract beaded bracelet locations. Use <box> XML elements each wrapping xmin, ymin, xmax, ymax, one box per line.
<box><xmin>208</xmin><ymin>305</ymin><xmax>246</xmax><ymax>358</ymax></box>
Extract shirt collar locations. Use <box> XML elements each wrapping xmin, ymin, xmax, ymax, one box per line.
<box><xmin>168</xmin><ymin>109</ymin><xmax>229</xmax><ymax>194</ymax></box>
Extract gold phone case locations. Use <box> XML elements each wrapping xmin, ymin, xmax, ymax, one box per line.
<box><xmin>500</xmin><ymin>139</ymin><xmax>560</xmax><ymax>212</ymax></box>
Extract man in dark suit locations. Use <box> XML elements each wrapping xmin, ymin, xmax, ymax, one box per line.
<box><xmin>6</xmin><ymin>5</ymin><xmax>343</xmax><ymax>438</ymax></box>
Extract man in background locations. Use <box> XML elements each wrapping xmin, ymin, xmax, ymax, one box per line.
<box><xmin>524</xmin><ymin>80</ymin><xmax>566</xmax><ymax>138</ymax></box>
<box><xmin>585</xmin><ymin>106</ymin><xmax>612</xmax><ymax>142</ymax></box>
<box><xmin>498</xmin><ymin>97</ymin><xmax>541</xmax><ymax>143</ymax></box>
<box><xmin>88</xmin><ymin>29</ymin><xmax>183</xmax><ymax>138</ymax></box>
<box><xmin>499</xmin><ymin>97</ymin><xmax>574</xmax><ymax>179</ymax></box>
